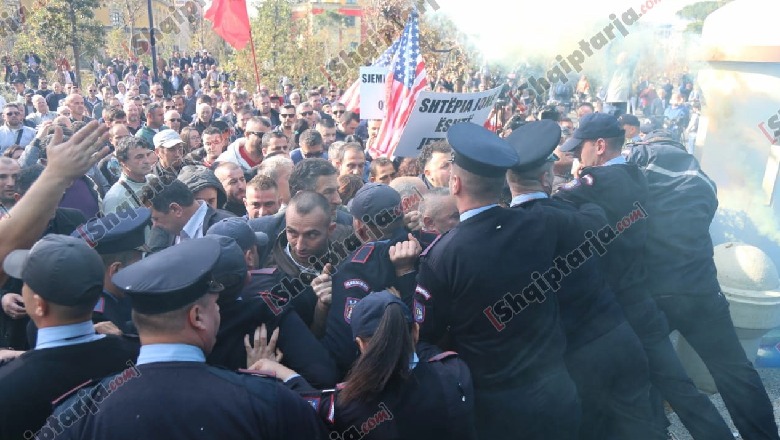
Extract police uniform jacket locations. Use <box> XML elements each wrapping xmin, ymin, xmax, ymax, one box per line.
<box><xmin>511</xmin><ymin>197</ymin><xmax>625</xmax><ymax>350</ymax></box>
<box><xmin>92</xmin><ymin>291</ymin><xmax>136</xmax><ymax>335</ymax></box>
<box><xmin>554</xmin><ymin>162</ymin><xmax>651</xmax><ymax>307</ymax></box>
<box><xmin>52</xmin><ymin>361</ymin><xmax>328</xmax><ymax>439</ymax></box>
<box><xmin>208</xmin><ymin>268</ymin><xmax>339</xmax><ymax>388</ymax></box>
<box><xmin>415</xmin><ymin>206</ymin><xmax>567</xmax><ymax>390</ymax></box>
<box><xmin>322</xmin><ymin>227</ymin><xmax>420</xmax><ymax>374</ymax></box>
<box><xmin>289</xmin><ymin>351</ymin><xmax>477</xmax><ymax>440</ymax></box>
<box><xmin>627</xmin><ymin>141</ymin><xmax>720</xmax><ymax>296</ymax></box>
<box><xmin>0</xmin><ymin>336</ymin><xmax>139</xmax><ymax>439</ymax></box>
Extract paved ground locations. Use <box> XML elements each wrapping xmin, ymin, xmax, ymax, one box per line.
<box><xmin>666</xmin><ymin>367</ymin><xmax>780</xmax><ymax>439</ymax></box>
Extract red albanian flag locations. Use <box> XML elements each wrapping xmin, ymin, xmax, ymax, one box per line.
<box><xmin>204</xmin><ymin>0</ymin><xmax>252</xmax><ymax>50</ymax></box>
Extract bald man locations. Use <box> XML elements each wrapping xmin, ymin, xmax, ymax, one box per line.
<box><xmin>418</xmin><ymin>188</ymin><xmax>459</xmax><ymax>234</ymax></box>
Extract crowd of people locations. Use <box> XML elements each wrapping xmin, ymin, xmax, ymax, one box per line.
<box><xmin>0</xmin><ymin>46</ymin><xmax>775</xmax><ymax>440</ymax></box>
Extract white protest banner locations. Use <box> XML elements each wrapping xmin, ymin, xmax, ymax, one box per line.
<box><xmin>360</xmin><ymin>66</ymin><xmax>388</xmax><ymax>120</ymax></box>
<box><xmin>393</xmin><ymin>86</ymin><xmax>503</xmax><ymax>158</ymax></box>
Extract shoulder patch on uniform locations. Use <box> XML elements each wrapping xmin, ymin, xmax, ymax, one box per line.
<box><xmin>344</xmin><ymin>297</ymin><xmax>360</xmax><ymax>323</ymax></box>
<box><xmin>351</xmin><ymin>244</ymin><xmax>374</xmax><ymax>264</ymax></box>
<box><xmin>581</xmin><ymin>174</ymin><xmax>594</xmax><ymax>186</ymax></box>
<box><xmin>237</xmin><ymin>368</ymin><xmax>277</xmax><ymax>378</ymax></box>
<box><xmin>413</xmin><ymin>299</ymin><xmax>425</xmax><ymax>323</ymax></box>
<box><xmin>93</xmin><ymin>297</ymin><xmax>105</xmax><ymax>313</ymax></box>
<box><xmin>52</xmin><ymin>379</ymin><xmax>96</xmax><ymax>406</ymax></box>
<box><xmin>343</xmin><ymin>279</ymin><xmax>370</xmax><ymax>292</ymax></box>
<box><xmin>415</xmin><ymin>285</ymin><xmax>431</xmax><ymax>300</ymax></box>
<box><xmin>304</xmin><ymin>396</ymin><xmax>321</xmax><ymax>411</ymax></box>
<box><xmin>420</xmin><ymin>234</ymin><xmax>443</xmax><ymax>257</ymax></box>
<box><xmin>249</xmin><ymin>267</ymin><xmax>278</xmax><ymax>275</ymax></box>
<box><xmin>428</xmin><ymin>351</ymin><xmax>459</xmax><ymax>362</ymax></box>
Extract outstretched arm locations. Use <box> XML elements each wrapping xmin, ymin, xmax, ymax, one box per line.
<box><xmin>0</xmin><ymin>121</ymin><xmax>109</xmax><ymax>281</ymax></box>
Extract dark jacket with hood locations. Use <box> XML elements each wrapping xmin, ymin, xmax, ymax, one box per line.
<box><xmin>627</xmin><ymin>137</ymin><xmax>720</xmax><ymax>296</ymax></box>
<box><xmin>146</xmin><ymin>165</ymin><xmax>234</xmax><ymax>252</ymax></box>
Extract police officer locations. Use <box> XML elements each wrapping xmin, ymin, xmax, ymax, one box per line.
<box><xmin>414</xmin><ymin>122</ymin><xmax>580</xmax><ymax>440</ymax></box>
<box><xmin>253</xmin><ymin>290</ymin><xmax>477</xmax><ymax>440</ymax></box>
<box><xmin>554</xmin><ymin>113</ymin><xmax>733</xmax><ymax>439</ymax></box>
<box><xmin>319</xmin><ymin>183</ymin><xmax>422</xmax><ymax>375</ymax></box>
<box><xmin>205</xmin><ymin>218</ymin><xmax>339</xmax><ymax>387</ymax></box>
<box><xmin>71</xmin><ymin>206</ymin><xmax>152</xmax><ymax>335</ymax></box>
<box><xmin>506</xmin><ymin>120</ymin><xmax>661</xmax><ymax>440</ymax></box>
<box><xmin>0</xmin><ymin>235</ymin><xmax>139</xmax><ymax>439</ymax></box>
<box><xmin>52</xmin><ymin>238</ymin><xmax>328</xmax><ymax>439</ymax></box>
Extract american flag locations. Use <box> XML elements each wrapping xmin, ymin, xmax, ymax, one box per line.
<box><xmin>370</xmin><ymin>11</ymin><xmax>428</xmax><ymax>158</ymax></box>
<box><xmin>339</xmin><ymin>38</ymin><xmax>401</xmax><ymax>112</ymax></box>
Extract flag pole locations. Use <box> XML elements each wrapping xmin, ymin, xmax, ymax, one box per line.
<box><xmin>248</xmin><ymin>28</ymin><xmax>261</xmax><ymax>91</ymax></box>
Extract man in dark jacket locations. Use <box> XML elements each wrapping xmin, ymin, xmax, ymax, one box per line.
<box><xmin>628</xmin><ymin>131</ymin><xmax>780</xmax><ymax>440</ymax></box>
<box><xmin>142</xmin><ymin>178</ymin><xmax>233</xmax><ymax>252</ymax></box>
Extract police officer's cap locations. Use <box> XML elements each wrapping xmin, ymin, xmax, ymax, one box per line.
<box><xmin>207</xmin><ymin>218</ymin><xmax>269</xmax><ymax>252</ymax></box>
<box><xmin>203</xmin><ymin>235</ymin><xmax>247</xmax><ymax>296</ymax></box>
<box><xmin>560</xmin><ymin>113</ymin><xmax>625</xmax><ymax>152</ymax></box>
<box><xmin>71</xmin><ymin>207</ymin><xmax>151</xmax><ymax>254</ymax></box>
<box><xmin>506</xmin><ymin>120</ymin><xmax>561</xmax><ymax>172</ymax></box>
<box><xmin>348</xmin><ymin>183</ymin><xmax>401</xmax><ymax>226</ymax></box>
<box><xmin>4</xmin><ymin>235</ymin><xmax>104</xmax><ymax>306</ymax></box>
<box><xmin>446</xmin><ymin>123</ymin><xmax>519</xmax><ymax>177</ymax></box>
<box><xmin>350</xmin><ymin>290</ymin><xmax>413</xmax><ymax>339</ymax></box>
<box><xmin>112</xmin><ymin>239</ymin><xmax>224</xmax><ymax>314</ymax></box>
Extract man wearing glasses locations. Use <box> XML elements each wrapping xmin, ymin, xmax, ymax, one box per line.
<box><xmin>277</xmin><ymin>104</ymin><xmax>297</xmax><ymax>141</ymax></box>
<box><xmin>0</xmin><ymin>104</ymin><xmax>35</xmax><ymax>152</ymax></box>
<box><xmin>164</xmin><ymin>109</ymin><xmax>183</xmax><ymax>133</ymax></box>
<box><xmin>290</xmin><ymin>130</ymin><xmax>326</xmax><ymax>165</ymax></box>
<box><xmin>296</xmin><ymin>103</ymin><xmax>316</xmax><ymax>127</ymax></box>
<box><xmin>84</xmin><ymin>86</ymin><xmax>102</xmax><ymax>116</ymax></box>
<box><xmin>218</xmin><ymin>117</ymin><xmax>271</xmax><ymax>172</ymax></box>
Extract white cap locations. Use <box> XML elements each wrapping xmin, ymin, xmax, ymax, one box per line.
<box><xmin>153</xmin><ymin>129</ymin><xmax>183</xmax><ymax>149</ymax></box>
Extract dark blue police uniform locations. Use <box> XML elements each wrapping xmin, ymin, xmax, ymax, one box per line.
<box><xmin>507</xmin><ymin>120</ymin><xmax>661</xmax><ymax>440</ymax></box>
<box><xmin>52</xmin><ymin>239</ymin><xmax>328</xmax><ymax>440</ymax></box>
<box><xmin>320</xmin><ymin>183</ymin><xmax>420</xmax><ymax>375</ymax></box>
<box><xmin>414</xmin><ymin>123</ymin><xmax>580</xmax><ymax>440</ymax></box>
<box><xmin>322</xmin><ymin>227</ymin><xmax>418</xmax><ymax>374</ymax></box>
<box><xmin>289</xmin><ymin>291</ymin><xmax>477</xmax><ymax>440</ymax></box>
<box><xmin>71</xmin><ymin>206</ymin><xmax>152</xmax><ymax>335</ymax></box>
<box><xmin>555</xmin><ymin>113</ymin><xmax>733</xmax><ymax>439</ymax></box>
<box><xmin>214</xmin><ymin>266</ymin><xmax>340</xmax><ymax>387</ymax></box>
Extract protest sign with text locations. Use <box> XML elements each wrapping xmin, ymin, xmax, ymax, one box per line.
<box><xmin>393</xmin><ymin>86</ymin><xmax>503</xmax><ymax>157</ymax></box>
<box><xmin>360</xmin><ymin>66</ymin><xmax>388</xmax><ymax>120</ymax></box>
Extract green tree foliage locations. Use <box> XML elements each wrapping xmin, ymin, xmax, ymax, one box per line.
<box><xmin>225</xmin><ymin>0</ymin><xmax>326</xmax><ymax>93</ymax></box>
<box><xmin>14</xmin><ymin>0</ymin><xmax>106</xmax><ymax>85</ymax></box>
<box><xmin>676</xmin><ymin>0</ymin><xmax>735</xmax><ymax>34</ymax></box>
